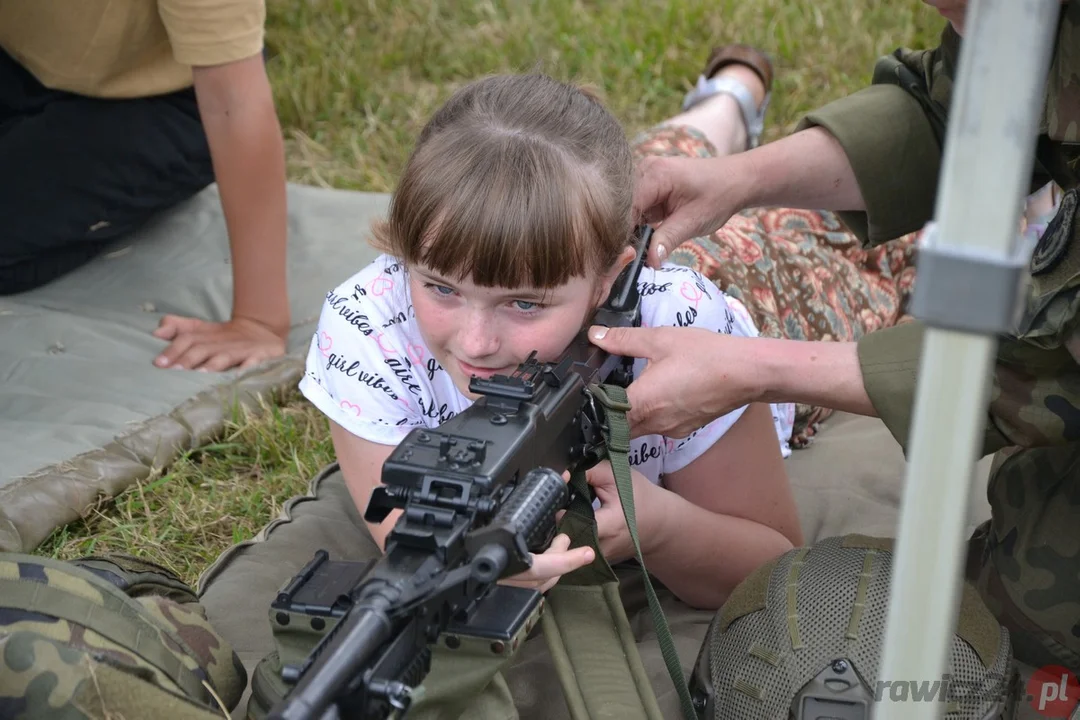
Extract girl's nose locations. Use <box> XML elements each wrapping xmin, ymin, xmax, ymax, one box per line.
<box><xmin>458</xmin><ymin>310</ymin><xmax>499</xmax><ymax>358</ymax></box>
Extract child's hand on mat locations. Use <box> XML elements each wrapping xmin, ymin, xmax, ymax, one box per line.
<box><xmin>499</xmin><ymin>533</ymin><xmax>595</xmax><ymax>594</ymax></box>
<box><xmin>153</xmin><ymin>315</ymin><xmax>287</xmax><ymax>372</ymax></box>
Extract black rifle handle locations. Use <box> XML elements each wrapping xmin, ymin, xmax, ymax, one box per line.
<box><xmin>495</xmin><ymin>467</ymin><xmax>569</xmax><ymax>552</ymax></box>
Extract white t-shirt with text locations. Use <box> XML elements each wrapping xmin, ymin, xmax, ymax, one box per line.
<box><xmin>299</xmin><ymin>255</ymin><xmax>795</xmax><ymax>488</ymax></box>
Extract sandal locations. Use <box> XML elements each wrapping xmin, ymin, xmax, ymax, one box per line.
<box><xmin>681</xmin><ymin>43</ymin><xmax>774</xmax><ymax>149</ymax></box>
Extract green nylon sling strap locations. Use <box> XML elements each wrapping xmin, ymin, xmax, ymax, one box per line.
<box><xmin>540</xmin><ymin>382</ymin><xmax>697</xmax><ymax>720</ymax></box>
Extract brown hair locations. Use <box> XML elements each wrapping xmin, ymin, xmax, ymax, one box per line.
<box><xmin>370</xmin><ymin>73</ymin><xmax>635</xmax><ymax>290</ymax></box>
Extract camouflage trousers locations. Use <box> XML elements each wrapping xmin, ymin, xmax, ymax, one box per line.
<box><xmin>0</xmin><ymin>554</ymin><xmax>247</xmax><ymax>720</ymax></box>
<box><xmin>967</xmin><ymin>237</ymin><xmax>1080</xmax><ymax>676</ymax></box>
<box><xmin>970</xmin><ymin>440</ymin><xmax>1080</xmax><ymax>676</ymax></box>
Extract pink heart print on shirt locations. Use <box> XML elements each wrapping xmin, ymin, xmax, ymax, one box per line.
<box><xmin>375</xmin><ymin>333</ymin><xmax>398</xmax><ymax>359</ymax></box>
<box><xmin>406</xmin><ymin>343</ymin><xmax>425</xmax><ymax>365</ymax></box>
<box><xmin>318</xmin><ymin>331</ymin><xmax>333</xmax><ymax>357</ymax></box>
<box><xmin>664</xmin><ymin>438</ymin><xmax>676</xmax><ymax>454</ymax></box>
<box><xmin>340</xmin><ymin>400</ymin><xmax>362</xmax><ymax>417</ymax></box>
<box><xmin>369</xmin><ymin>275</ymin><xmax>394</xmax><ymax>296</ymax></box>
<box><xmin>679</xmin><ymin>281</ymin><xmax>703</xmax><ymax>308</ymax></box>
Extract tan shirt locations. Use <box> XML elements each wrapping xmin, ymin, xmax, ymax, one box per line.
<box><xmin>0</xmin><ymin>0</ymin><xmax>266</xmax><ymax>99</ymax></box>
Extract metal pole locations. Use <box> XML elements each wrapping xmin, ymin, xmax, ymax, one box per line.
<box><xmin>874</xmin><ymin>1</ymin><xmax>1060</xmax><ymax>718</ymax></box>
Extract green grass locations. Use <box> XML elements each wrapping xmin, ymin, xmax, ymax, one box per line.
<box><xmin>35</xmin><ymin>0</ymin><xmax>948</xmax><ymax>587</ymax></box>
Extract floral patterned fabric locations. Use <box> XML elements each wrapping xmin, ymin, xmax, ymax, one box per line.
<box><xmin>631</xmin><ymin>124</ymin><xmax>920</xmax><ymax>447</ymax></box>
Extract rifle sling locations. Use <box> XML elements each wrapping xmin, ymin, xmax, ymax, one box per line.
<box><xmin>541</xmin><ymin>383</ymin><xmax>696</xmax><ymax>720</ymax></box>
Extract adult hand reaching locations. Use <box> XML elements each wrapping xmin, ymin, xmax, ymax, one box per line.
<box><xmin>587</xmin><ymin>323</ymin><xmax>877</xmax><ymax>438</ymax></box>
<box><xmin>587</xmin><ymin>324</ymin><xmax>763</xmax><ymax>438</ymax></box>
<box><xmin>633</xmin><ymin>154</ymin><xmax>747</xmax><ymax>267</ymax></box>
<box><xmin>633</xmin><ymin>127</ymin><xmax>868</xmax><ymax>268</ymax></box>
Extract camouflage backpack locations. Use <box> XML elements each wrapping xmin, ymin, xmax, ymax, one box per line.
<box><xmin>688</xmin><ymin>534</ymin><xmax>1019</xmax><ymax>720</ymax></box>
<box><xmin>0</xmin><ymin>552</ymin><xmax>247</xmax><ymax>720</ymax></box>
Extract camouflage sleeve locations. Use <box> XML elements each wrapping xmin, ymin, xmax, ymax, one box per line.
<box><xmin>794</xmin><ymin>26</ymin><xmax>960</xmax><ymax>248</ymax></box>
<box><xmin>856</xmin><ymin>321</ymin><xmax>1010</xmax><ymax>457</ymax></box>
<box><xmin>854</xmin><ymin>319</ymin><xmax>1080</xmax><ymax>458</ymax></box>
<box><xmin>843</xmin><ymin>12</ymin><xmax>1080</xmax><ymax>457</ymax></box>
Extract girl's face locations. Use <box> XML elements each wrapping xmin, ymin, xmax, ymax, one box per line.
<box><xmin>409</xmin><ymin>247</ymin><xmax>633</xmax><ymax>399</ymax></box>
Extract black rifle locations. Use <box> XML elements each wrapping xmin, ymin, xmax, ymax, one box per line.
<box><xmin>265</xmin><ymin>225</ymin><xmax>654</xmax><ymax>720</ymax></box>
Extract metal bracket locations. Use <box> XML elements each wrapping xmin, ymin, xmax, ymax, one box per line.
<box><xmin>908</xmin><ymin>221</ymin><xmax>1035</xmax><ymax>335</ymax></box>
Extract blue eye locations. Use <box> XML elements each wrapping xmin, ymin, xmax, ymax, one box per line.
<box><xmin>424</xmin><ymin>283</ymin><xmax>455</xmax><ymax>296</ymax></box>
<box><xmin>513</xmin><ymin>300</ymin><xmax>537</xmax><ymax>311</ymax></box>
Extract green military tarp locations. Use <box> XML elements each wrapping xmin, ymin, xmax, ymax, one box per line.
<box><xmin>0</xmin><ymin>182</ymin><xmax>384</xmax><ymax>553</ymax></box>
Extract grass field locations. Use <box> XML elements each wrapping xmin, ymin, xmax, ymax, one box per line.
<box><xmin>35</xmin><ymin>0</ymin><xmax>948</xmax><ymax>587</ymax></box>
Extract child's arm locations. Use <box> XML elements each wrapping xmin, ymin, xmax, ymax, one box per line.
<box><xmin>591</xmin><ymin>402</ymin><xmax>799</xmax><ymax>610</ymax></box>
<box><xmin>644</xmin><ymin>401</ymin><xmax>802</xmax><ymax>610</ymax></box>
<box><xmin>153</xmin><ymin>54</ymin><xmax>290</xmax><ymax>372</ymax></box>
<box><xmin>329</xmin><ymin>420</ymin><xmax>401</xmax><ymax>550</ymax></box>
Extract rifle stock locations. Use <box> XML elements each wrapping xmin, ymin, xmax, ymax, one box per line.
<box><xmin>265</xmin><ymin>225</ymin><xmax>654</xmax><ymax>720</ymax></box>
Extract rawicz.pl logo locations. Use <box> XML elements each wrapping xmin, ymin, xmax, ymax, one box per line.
<box><xmin>1026</xmin><ymin>665</ymin><xmax>1080</xmax><ymax>718</ymax></box>
<box><xmin>868</xmin><ymin>665</ymin><xmax>1079</xmax><ymax>718</ymax></box>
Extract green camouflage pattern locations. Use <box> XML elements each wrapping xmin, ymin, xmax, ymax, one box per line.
<box><xmin>68</xmin><ymin>554</ymin><xmax>202</xmax><ymax>605</ymax></box>
<box><xmin>1044</xmin><ymin>1</ymin><xmax>1080</xmax><ymax>144</ymax></box>
<box><xmin>883</xmin><ymin>1</ymin><xmax>1080</xmax><ymax>151</ymax></box>
<box><xmin>969</xmin><ymin>444</ymin><xmax>1080</xmax><ymax>677</ymax></box>
<box><xmin>975</xmin><ymin>4</ymin><xmax>1080</xmax><ymax>677</ymax></box>
<box><xmin>813</xmin><ymin>0</ymin><xmax>1080</xmax><ymax>688</ymax></box>
<box><xmin>0</xmin><ymin>553</ymin><xmax>246</xmax><ymax>720</ymax></box>
<box><xmin>859</xmin><ymin>1</ymin><xmax>1080</xmax><ymax>679</ymax></box>
<box><xmin>990</xmin><ymin>181</ymin><xmax>1080</xmax><ymax>452</ymax></box>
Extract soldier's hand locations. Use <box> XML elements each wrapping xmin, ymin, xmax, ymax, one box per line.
<box><xmin>634</xmin><ymin>155</ymin><xmax>745</xmax><ymax>267</ymax></box>
<box><xmin>588</xmin><ymin>324</ymin><xmax>762</xmax><ymax>438</ymax></box>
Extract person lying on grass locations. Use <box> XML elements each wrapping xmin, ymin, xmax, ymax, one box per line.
<box><xmin>298</xmin><ymin>72</ymin><xmax>803</xmax><ymax>609</ymax></box>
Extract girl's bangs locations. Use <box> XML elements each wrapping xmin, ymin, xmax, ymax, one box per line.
<box><xmin>398</xmin><ymin>133</ymin><xmax>612</xmax><ymax>290</ymax></box>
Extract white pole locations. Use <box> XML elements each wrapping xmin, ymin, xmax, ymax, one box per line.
<box><xmin>874</xmin><ymin>1</ymin><xmax>1060</xmax><ymax>718</ymax></box>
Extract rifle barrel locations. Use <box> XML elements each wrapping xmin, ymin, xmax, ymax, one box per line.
<box><xmin>268</xmin><ymin>593</ymin><xmax>395</xmax><ymax>720</ymax></box>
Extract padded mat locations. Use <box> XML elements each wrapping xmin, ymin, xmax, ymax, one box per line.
<box><xmin>196</xmin><ymin>412</ymin><xmax>1001</xmax><ymax>720</ymax></box>
<box><xmin>0</xmin><ymin>182</ymin><xmax>387</xmax><ymax>553</ymax></box>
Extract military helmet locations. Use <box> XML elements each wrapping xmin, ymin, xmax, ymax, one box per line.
<box><xmin>689</xmin><ymin>534</ymin><xmax>1018</xmax><ymax>720</ymax></box>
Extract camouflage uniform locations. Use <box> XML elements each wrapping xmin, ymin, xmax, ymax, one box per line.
<box><xmin>798</xmin><ymin>3</ymin><xmax>1080</xmax><ymax>675</ymax></box>
<box><xmin>0</xmin><ymin>553</ymin><xmax>247</xmax><ymax>720</ymax></box>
